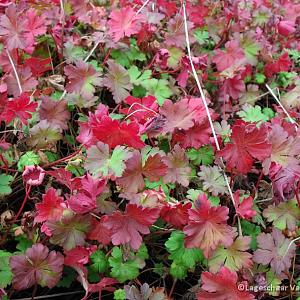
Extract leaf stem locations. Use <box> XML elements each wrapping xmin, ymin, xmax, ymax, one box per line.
<box><xmin>135</xmin><ymin>0</ymin><xmax>151</xmax><ymax>15</ymax></box>
<box><xmin>6</xmin><ymin>50</ymin><xmax>22</xmax><ymax>95</ymax></box>
<box><xmin>42</xmin><ymin>147</ymin><xmax>82</xmax><ymax>168</ymax></box>
<box><xmin>265</xmin><ymin>84</ymin><xmax>299</xmax><ymax>128</ymax></box>
<box><xmin>168</xmin><ymin>279</ymin><xmax>177</xmax><ymax>298</ymax></box>
<box><xmin>14</xmin><ymin>184</ymin><xmax>32</xmax><ymax>223</ymax></box>
<box><xmin>283</xmin><ymin>236</ymin><xmax>300</xmax><ymax>258</ymax></box>
<box><xmin>182</xmin><ymin>0</ymin><xmax>241</xmax><ymax>235</ymax></box>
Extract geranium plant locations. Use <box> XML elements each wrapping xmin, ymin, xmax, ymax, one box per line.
<box><xmin>0</xmin><ymin>1</ymin><xmax>299</xmax><ymax>300</ymax></box>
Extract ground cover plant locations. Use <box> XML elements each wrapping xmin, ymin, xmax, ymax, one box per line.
<box><xmin>0</xmin><ymin>0</ymin><xmax>299</xmax><ymax>299</ymax></box>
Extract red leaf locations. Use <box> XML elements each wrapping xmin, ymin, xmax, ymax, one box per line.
<box><xmin>39</xmin><ymin>97</ymin><xmax>70</xmax><ymax>130</ymax></box>
<box><xmin>80</xmin><ymin>173</ymin><xmax>106</xmax><ymax>199</ymax></box>
<box><xmin>6</xmin><ymin>67</ymin><xmax>38</xmax><ymax>97</ymax></box>
<box><xmin>10</xmin><ymin>243</ymin><xmax>64</xmax><ymax>290</ymax></box>
<box><xmin>115</xmin><ymin>151</ymin><xmax>144</xmax><ymax>193</ymax></box>
<box><xmin>160</xmin><ymin>202</ymin><xmax>192</xmax><ymax>229</ymax></box>
<box><xmin>264</xmin><ymin>53</ymin><xmax>291</xmax><ymax>77</ymax></box>
<box><xmin>253</xmin><ymin>229</ymin><xmax>296</xmax><ymax>275</ymax></box>
<box><xmin>212</xmin><ymin>40</ymin><xmax>245</xmax><ymax>72</ymax></box>
<box><xmin>142</xmin><ymin>153</ymin><xmax>168</xmax><ymax>181</ymax></box>
<box><xmin>68</xmin><ymin>193</ymin><xmax>97</xmax><ymax>214</ymax></box>
<box><xmin>87</xmin><ymin>216</ymin><xmax>112</xmax><ymax>246</ymax></box>
<box><xmin>46</xmin><ymin>169</ymin><xmax>81</xmax><ymax>191</ymax></box>
<box><xmin>183</xmin><ymin>194</ymin><xmax>235</xmax><ymax>258</ymax></box>
<box><xmin>103</xmin><ymin>204</ymin><xmax>160</xmax><ymax>250</ymax></box>
<box><xmin>23</xmin><ymin>9</ymin><xmax>47</xmax><ymax>46</ymax></box>
<box><xmin>24</xmin><ymin>57</ymin><xmax>52</xmax><ymax>77</ymax></box>
<box><xmin>46</xmin><ymin>214</ymin><xmax>92</xmax><ymax>250</ymax></box>
<box><xmin>64</xmin><ymin>246</ymin><xmax>95</xmax><ymax>267</ymax></box>
<box><xmin>233</xmin><ymin>190</ymin><xmax>256</xmax><ymax>220</ymax></box>
<box><xmin>108</xmin><ymin>7</ymin><xmax>145</xmax><ymax>42</ymax></box>
<box><xmin>172</xmin><ymin>121</ymin><xmax>211</xmax><ymax>149</ymax></box>
<box><xmin>278</xmin><ymin>20</ymin><xmax>296</xmax><ymax>36</ymax></box>
<box><xmin>88</xmin><ymin>277</ymin><xmax>118</xmax><ymax>294</ymax></box>
<box><xmin>162</xmin><ymin>144</ymin><xmax>191</xmax><ymax>187</ymax></box>
<box><xmin>120</xmin><ymin>95</ymin><xmax>158</xmax><ymax>125</ymax></box>
<box><xmin>35</xmin><ymin>188</ymin><xmax>65</xmax><ymax>223</ymax></box>
<box><xmin>2</xmin><ymin>93</ymin><xmax>37</xmax><ymax>125</ymax></box>
<box><xmin>197</xmin><ymin>267</ymin><xmax>255</xmax><ymax>300</ymax></box>
<box><xmin>92</xmin><ymin>116</ymin><xmax>144</xmax><ymax>149</ymax></box>
<box><xmin>220</xmin><ymin>74</ymin><xmax>245</xmax><ymax>100</ymax></box>
<box><xmin>74</xmin><ymin>265</ymin><xmax>117</xmax><ymax>300</ymax></box>
<box><xmin>64</xmin><ymin>60</ymin><xmax>102</xmax><ymax>99</ymax></box>
<box><xmin>116</xmin><ymin>151</ymin><xmax>168</xmax><ymax>193</ymax></box>
<box><xmin>68</xmin><ymin>174</ymin><xmax>106</xmax><ymax>214</ymax></box>
<box><xmin>218</xmin><ymin>121</ymin><xmax>272</xmax><ymax>174</ymax></box>
<box><xmin>0</xmin><ymin>4</ymin><xmax>27</xmax><ymax>50</ymax></box>
<box><xmin>159</xmin><ymin>99</ymin><xmax>195</xmax><ymax>133</ymax></box>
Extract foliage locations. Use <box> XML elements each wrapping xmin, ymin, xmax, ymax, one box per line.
<box><xmin>165</xmin><ymin>231</ymin><xmax>203</xmax><ymax>279</ymax></box>
<box><xmin>0</xmin><ymin>174</ymin><xmax>13</xmax><ymax>196</ymax></box>
<box><xmin>0</xmin><ymin>0</ymin><xmax>299</xmax><ymax>298</ymax></box>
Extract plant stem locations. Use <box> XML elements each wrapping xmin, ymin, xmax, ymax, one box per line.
<box><xmin>14</xmin><ymin>184</ymin><xmax>32</xmax><ymax>222</ymax></box>
<box><xmin>169</xmin><ymin>279</ymin><xmax>177</xmax><ymax>298</ymax></box>
<box><xmin>182</xmin><ymin>0</ymin><xmax>242</xmax><ymax>235</ymax></box>
<box><xmin>43</xmin><ymin>147</ymin><xmax>82</xmax><ymax>168</ymax></box>
<box><xmin>31</xmin><ymin>282</ymin><xmax>37</xmax><ymax>300</ymax></box>
<box><xmin>6</xmin><ymin>50</ymin><xmax>22</xmax><ymax>95</ymax></box>
<box><xmin>266</xmin><ymin>84</ymin><xmax>299</xmax><ymax>128</ymax></box>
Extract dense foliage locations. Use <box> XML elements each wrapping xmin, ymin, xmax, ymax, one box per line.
<box><xmin>0</xmin><ymin>0</ymin><xmax>299</xmax><ymax>299</ymax></box>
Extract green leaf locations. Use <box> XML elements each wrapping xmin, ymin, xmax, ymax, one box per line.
<box><xmin>240</xmin><ymin>219</ymin><xmax>261</xmax><ymax>250</ymax></box>
<box><xmin>253</xmin><ymin>9</ymin><xmax>270</xmax><ymax>26</ymax></box>
<box><xmin>128</xmin><ymin>66</ymin><xmax>151</xmax><ymax>86</ymax></box>
<box><xmin>169</xmin><ymin>261</ymin><xmax>188</xmax><ymax>279</ymax></box>
<box><xmin>198</xmin><ymin>166</ymin><xmax>228</xmax><ymax>196</ymax></box>
<box><xmin>208</xmin><ymin>195</ymin><xmax>220</xmax><ymax>206</ymax></box>
<box><xmin>153</xmin><ymin>262</ymin><xmax>164</xmax><ymax>276</ymax></box>
<box><xmin>65</xmin><ymin>162</ymin><xmax>85</xmax><ymax>177</ymax></box>
<box><xmin>64</xmin><ymin>42</ymin><xmax>87</xmax><ymax>63</ymax></box>
<box><xmin>237</xmin><ymin>105</ymin><xmax>269</xmax><ymax>123</ymax></box>
<box><xmin>240</xmin><ymin>35</ymin><xmax>260</xmax><ymax>64</ymax></box>
<box><xmin>85</xmin><ymin>143</ymin><xmax>132</xmax><ymax>178</ymax></box>
<box><xmin>136</xmin><ymin>243</ymin><xmax>149</xmax><ymax>260</ymax></box>
<box><xmin>17</xmin><ymin>151</ymin><xmax>40</xmax><ymax>171</ymax></box>
<box><xmin>167</xmin><ymin>47</ymin><xmax>184</xmax><ymax>68</ymax></box>
<box><xmin>0</xmin><ymin>174</ymin><xmax>13</xmax><ymax>197</ymax></box>
<box><xmin>109</xmin><ymin>247</ymin><xmax>140</xmax><ymax>283</ymax></box>
<box><xmin>87</xmin><ymin>266</ymin><xmax>100</xmax><ymax>283</ymax></box>
<box><xmin>277</xmin><ymin>72</ymin><xmax>297</xmax><ymax>88</ymax></box>
<box><xmin>142</xmin><ymin>78</ymin><xmax>173</xmax><ymax>105</ymax></box>
<box><xmin>111</xmin><ymin>43</ymin><xmax>146</xmax><ymax>68</ymax></box>
<box><xmin>0</xmin><ymin>250</ymin><xmax>13</xmax><ymax>288</ymax></box>
<box><xmin>262</xmin><ymin>107</ymin><xmax>275</xmax><ymax>119</ymax></box>
<box><xmin>90</xmin><ymin>250</ymin><xmax>109</xmax><ymax>274</ymax></box>
<box><xmin>132</xmin><ymin>85</ymin><xmax>147</xmax><ymax>97</ymax></box>
<box><xmin>48</xmin><ymin>214</ymin><xmax>92</xmax><ymax>250</ymax></box>
<box><xmin>194</xmin><ymin>29</ymin><xmax>210</xmax><ymax>45</ymax></box>
<box><xmin>187</xmin><ymin>146</ymin><xmax>214</xmax><ymax>166</ymax></box>
<box><xmin>254</xmin><ymin>73</ymin><xmax>266</xmax><ymax>84</ymax></box>
<box><xmin>165</xmin><ymin>231</ymin><xmax>203</xmax><ymax>279</ymax></box>
<box><xmin>286</xmin><ymin>48</ymin><xmax>300</xmax><ymax>66</ymax></box>
<box><xmin>15</xmin><ymin>235</ymin><xmax>33</xmax><ymax>252</ymax></box>
<box><xmin>263</xmin><ymin>200</ymin><xmax>300</xmax><ymax>231</ymax></box>
<box><xmin>114</xmin><ymin>289</ymin><xmax>126</xmax><ymax>300</ymax></box>
<box><xmin>208</xmin><ymin>236</ymin><xmax>252</xmax><ymax>272</ymax></box>
<box><xmin>56</xmin><ymin>267</ymin><xmax>76</xmax><ymax>288</ymax></box>
<box><xmin>44</xmin><ymin>151</ymin><xmax>59</xmax><ymax>163</ymax></box>
<box><xmin>266</xmin><ymin>270</ymin><xmax>282</xmax><ymax>297</ymax></box>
